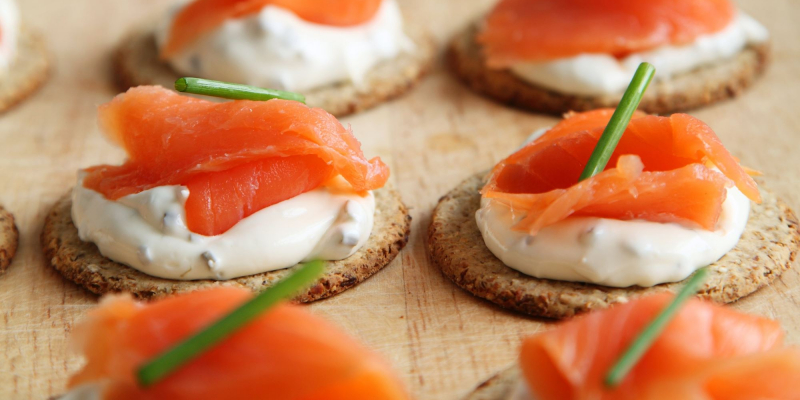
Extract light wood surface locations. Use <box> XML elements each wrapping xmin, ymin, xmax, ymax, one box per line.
<box><xmin>1</xmin><ymin>1</ymin><xmax>799</xmax><ymax>399</ymax></box>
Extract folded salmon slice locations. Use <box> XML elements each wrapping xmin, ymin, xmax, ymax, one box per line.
<box><xmin>161</xmin><ymin>0</ymin><xmax>383</xmax><ymax>58</ymax></box>
<box><xmin>478</xmin><ymin>0</ymin><xmax>736</xmax><ymax>67</ymax></box>
<box><xmin>68</xmin><ymin>287</ymin><xmax>409</xmax><ymax>400</ymax></box>
<box><xmin>520</xmin><ymin>294</ymin><xmax>800</xmax><ymax>400</ymax></box>
<box><xmin>482</xmin><ymin>109</ymin><xmax>759</xmax><ymax>234</ymax></box>
<box><xmin>83</xmin><ymin>86</ymin><xmax>388</xmax><ymax>236</ymax></box>
<box><xmin>183</xmin><ymin>155</ymin><xmax>334</xmax><ymax>235</ymax></box>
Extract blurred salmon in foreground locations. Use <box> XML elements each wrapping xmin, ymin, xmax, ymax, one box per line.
<box><xmin>65</xmin><ymin>287</ymin><xmax>409</xmax><ymax>400</ymax></box>
<box><xmin>516</xmin><ymin>293</ymin><xmax>800</xmax><ymax>399</ymax></box>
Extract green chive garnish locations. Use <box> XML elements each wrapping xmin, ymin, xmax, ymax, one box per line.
<box><xmin>604</xmin><ymin>267</ymin><xmax>709</xmax><ymax>387</ymax></box>
<box><xmin>136</xmin><ymin>260</ymin><xmax>324</xmax><ymax>387</ymax></box>
<box><xmin>175</xmin><ymin>77</ymin><xmax>306</xmax><ymax>103</ymax></box>
<box><xmin>579</xmin><ymin>62</ymin><xmax>656</xmax><ymax>181</ymax></box>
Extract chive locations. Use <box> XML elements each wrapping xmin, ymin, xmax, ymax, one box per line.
<box><xmin>136</xmin><ymin>260</ymin><xmax>325</xmax><ymax>387</ymax></box>
<box><xmin>604</xmin><ymin>267</ymin><xmax>709</xmax><ymax>387</ymax></box>
<box><xmin>578</xmin><ymin>62</ymin><xmax>656</xmax><ymax>181</ymax></box>
<box><xmin>174</xmin><ymin>77</ymin><xmax>306</xmax><ymax>103</ymax></box>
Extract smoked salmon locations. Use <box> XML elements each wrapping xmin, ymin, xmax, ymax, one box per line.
<box><xmin>519</xmin><ymin>293</ymin><xmax>800</xmax><ymax>399</ymax></box>
<box><xmin>68</xmin><ymin>287</ymin><xmax>409</xmax><ymax>400</ymax></box>
<box><xmin>161</xmin><ymin>0</ymin><xmax>383</xmax><ymax>58</ymax></box>
<box><xmin>83</xmin><ymin>86</ymin><xmax>389</xmax><ymax>236</ymax></box>
<box><xmin>482</xmin><ymin>109</ymin><xmax>759</xmax><ymax>234</ymax></box>
<box><xmin>478</xmin><ymin>0</ymin><xmax>736</xmax><ymax>67</ymax></box>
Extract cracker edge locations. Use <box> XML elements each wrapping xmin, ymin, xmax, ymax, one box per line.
<box><xmin>112</xmin><ymin>25</ymin><xmax>437</xmax><ymax>117</ymax></box>
<box><xmin>0</xmin><ymin>205</ymin><xmax>19</xmax><ymax>273</ymax></box>
<box><xmin>427</xmin><ymin>173</ymin><xmax>800</xmax><ymax>319</ymax></box>
<box><xmin>447</xmin><ymin>23</ymin><xmax>771</xmax><ymax>115</ymax></box>
<box><xmin>41</xmin><ymin>187</ymin><xmax>411</xmax><ymax>301</ymax></box>
<box><xmin>0</xmin><ymin>28</ymin><xmax>50</xmax><ymax>113</ymax></box>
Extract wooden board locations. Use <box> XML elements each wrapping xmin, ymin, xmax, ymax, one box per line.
<box><xmin>1</xmin><ymin>0</ymin><xmax>799</xmax><ymax>398</ymax></box>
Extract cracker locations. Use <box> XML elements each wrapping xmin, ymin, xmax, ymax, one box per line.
<box><xmin>427</xmin><ymin>173</ymin><xmax>800</xmax><ymax>319</ymax></box>
<box><xmin>113</xmin><ymin>25</ymin><xmax>436</xmax><ymax>117</ymax></box>
<box><xmin>448</xmin><ymin>23</ymin><xmax>770</xmax><ymax>115</ymax></box>
<box><xmin>0</xmin><ymin>28</ymin><xmax>50</xmax><ymax>113</ymax></box>
<box><xmin>0</xmin><ymin>205</ymin><xmax>18</xmax><ymax>273</ymax></box>
<box><xmin>42</xmin><ymin>187</ymin><xmax>411</xmax><ymax>301</ymax></box>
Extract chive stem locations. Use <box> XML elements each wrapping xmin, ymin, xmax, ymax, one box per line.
<box><xmin>136</xmin><ymin>260</ymin><xmax>324</xmax><ymax>387</ymax></box>
<box><xmin>175</xmin><ymin>77</ymin><xmax>306</xmax><ymax>103</ymax></box>
<box><xmin>579</xmin><ymin>62</ymin><xmax>656</xmax><ymax>181</ymax></box>
<box><xmin>604</xmin><ymin>267</ymin><xmax>709</xmax><ymax>387</ymax></box>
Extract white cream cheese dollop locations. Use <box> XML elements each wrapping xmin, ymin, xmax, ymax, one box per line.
<box><xmin>509</xmin><ymin>13</ymin><xmax>769</xmax><ymax>96</ymax></box>
<box><xmin>72</xmin><ymin>175</ymin><xmax>375</xmax><ymax>280</ymax></box>
<box><xmin>155</xmin><ymin>0</ymin><xmax>413</xmax><ymax>92</ymax></box>
<box><xmin>477</xmin><ymin>127</ymin><xmax>752</xmax><ymax>288</ymax></box>
<box><xmin>0</xmin><ymin>0</ymin><xmax>20</xmax><ymax>73</ymax></box>
<box><xmin>477</xmin><ymin>187</ymin><xmax>750</xmax><ymax>288</ymax></box>
<box><xmin>60</xmin><ymin>383</ymin><xmax>104</xmax><ymax>400</ymax></box>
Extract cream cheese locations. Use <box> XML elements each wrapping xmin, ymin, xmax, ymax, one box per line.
<box><xmin>477</xmin><ymin>126</ymin><xmax>752</xmax><ymax>288</ymax></box>
<box><xmin>0</xmin><ymin>0</ymin><xmax>20</xmax><ymax>73</ymax></box>
<box><xmin>477</xmin><ymin>185</ymin><xmax>750</xmax><ymax>288</ymax></box>
<box><xmin>72</xmin><ymin>175</ymin><xmax>375</xmax><ymax>280</ymax></box>
<box><xmin>60</xmin><ymin>383</ymin><xmax>104</xmax><ymax>400</ymax></box>
<box><xmin>155</xmin><ymin>0</ymin><xmax>413</xmax><ymax>92</ymax></box>
<box><xmin>509</xmin><ymin>13</ymin><xmax>769</xmax><ymax>96</ymax></box>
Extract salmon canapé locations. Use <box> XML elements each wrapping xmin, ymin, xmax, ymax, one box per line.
<box><xmin>68</xmin><ymin>287</ymin><xmax>409</xmax><ymax>400</ymax></box>
<box><xmin>83</xmin><ymin>86</ymin><xmax>388</xmax><ymax>236</ymax></box>
<box><xmin>520</xmin><ymin>293</ymin><xmax>800</xmax><ymax>399</ymax></box>
<box><xmin>478</xmin><ymin>0</ymin><xmax>736</xmax><ymax>67</ymax></box>
<box><xmin>482</xmin><ymin>109</ymin><xmax>759</xmax><ymax>235</ymax></box>
<box><xmin>160</xmin><ymin>0</ymin><xmax>383</xmax><ymax>58</ymax></box>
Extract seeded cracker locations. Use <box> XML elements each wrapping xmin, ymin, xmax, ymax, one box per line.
<box><xmin>427</xmin><ymin>173</ymin><xmax>799</xmax><ymax>319</ymax></box>
<box><xmin>42</xmin><ymin>186</ymin><xmax>411</xmax><ymax>300</ymax></box>
<box><xmin>114</xmin><ymin>25</ymin><xmax>435</xmax><ymax>117</ymax></box>
<box><xmin>448</xmin><ymin>23</ymin><xmax>770</xmax><ymax>115</ymax></box>
<box><xmin>0</xmin><ymin>205</ymin><xmax>18</xmax><ymax>273</ymax></box>
<box><xmin>0</xmin><ymin>28</ymin><xmax>49</xmax><ymax>113</ymax></box>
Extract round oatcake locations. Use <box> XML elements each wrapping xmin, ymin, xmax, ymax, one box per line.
<box><xmin>448</xmin><ymin>23</ymin><xmax>770</xmax><ymax>115</ymax></box>
<box><xmin>463</xmin><ymin>366</ymin><xmax>520</xmax><ymax>400</ymax></box>
<box><xmin>113</xmin><ymin>25</ymin><xmax>436</xmax><ymax>117</ymax></box>
<box><xmin>427</xmin><ymin>173</ymin><xmax>800</xmax><ymax>319</ymax></box>
<box><xmin>0</xmin><ymin>205</ymin><xmax>19</xmax><ymax>273</ymax></box>
<box><xmin>0</xmin><ymin>28</ymin><xmax>50</xmax><ymax>113</ymax></box>
<box><xmin>42</xmin><ymin>187</ymin><xmax>411</xmax><ymax>301</ymax></box>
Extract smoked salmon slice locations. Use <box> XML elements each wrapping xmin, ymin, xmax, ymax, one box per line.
<box><xmin>83</xmin><ymin>86</ymin><xmax>389</xmax><ymax>236</ymax></box>
<box><xmin>482</xmin><ymin>109</ymin><xmax>759</xmax><ymax>234</ymax></box>
<box><xmin>68</xmin><ymin>287</ymin><xmax>409</xmax><ymax>400</ymax></box>
<box><xmin>478</xmin><ymin>0</ymin><xmax>736</xmax><ymax>67</ymax></box>
<box><xmin>519</xmin><ymin>293</ymin><xmax>800</xmax><ymax>400</ymax></box>
<box><xmin>161</xmin><ymin>0</ymin><xmax>383</xmax><ymax>58</ymax></box>
<box><xmin>182</xmin><ymin>155</ymin><xmax>334</xmax><ymax>235</ymax></box>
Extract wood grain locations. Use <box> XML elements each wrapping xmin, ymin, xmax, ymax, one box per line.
<box><xmin>0</xmin><ymin>1</ymin><xmax>799</xmax><ymax>399</ymax></box>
